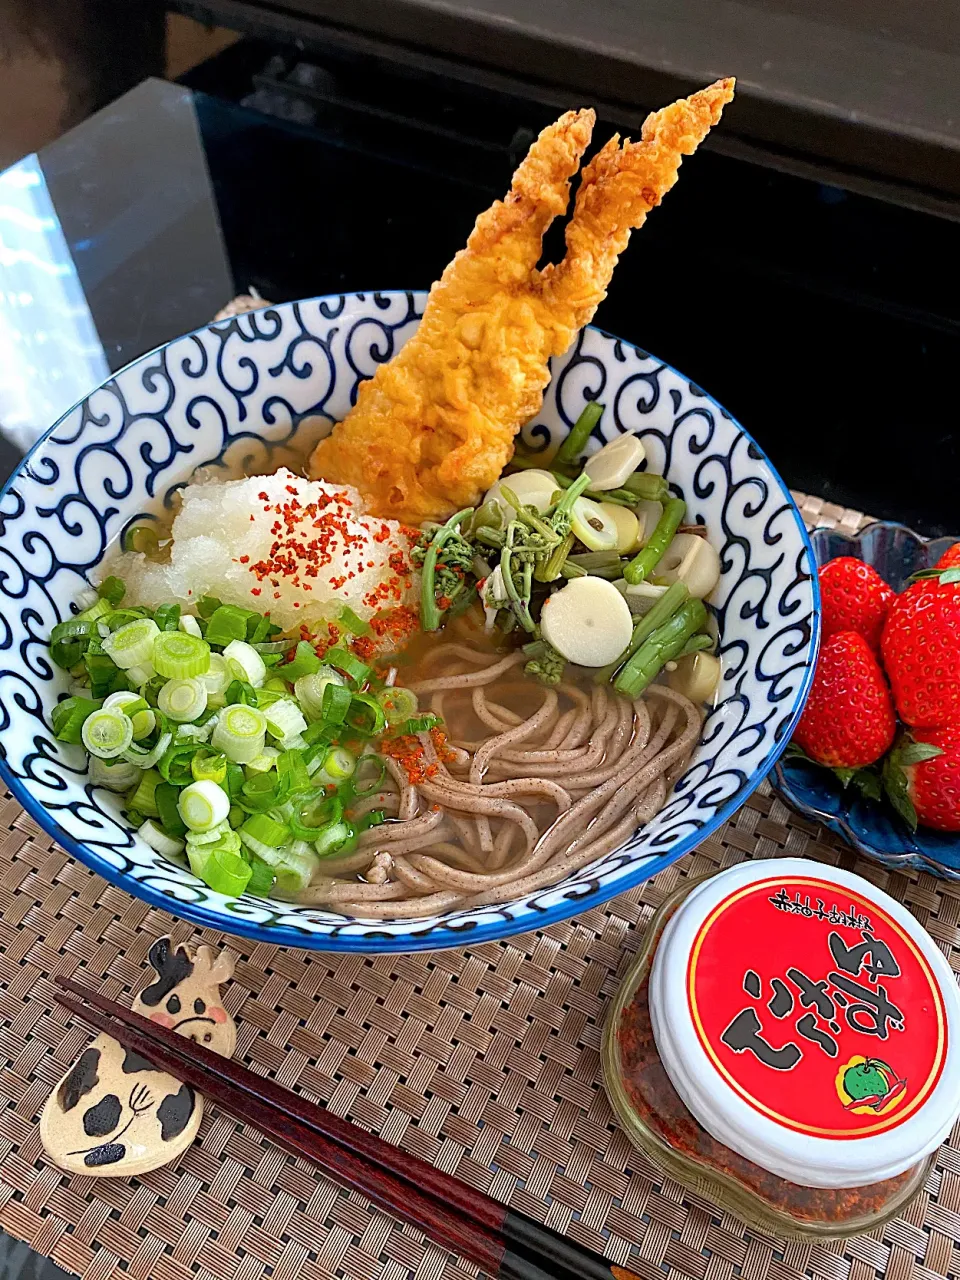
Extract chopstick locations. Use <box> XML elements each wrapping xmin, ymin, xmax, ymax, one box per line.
<box><xmin>55</xmin><ymin>976</ymin><xmax>639</xmax><ymax>1280</ymax></box>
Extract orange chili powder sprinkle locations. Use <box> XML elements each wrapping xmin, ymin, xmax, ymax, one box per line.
<box><xmin>380</xmin><ymin>734</ymin><xmax>439</xmax><ymax>785</ymax></box>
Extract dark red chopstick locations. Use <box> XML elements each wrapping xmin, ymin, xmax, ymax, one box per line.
<box><xmin>55</xmin><ymin>976</ymin><xmax>639</xmax><ymax>1280</ymax></box>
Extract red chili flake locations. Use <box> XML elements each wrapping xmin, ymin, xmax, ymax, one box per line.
<box><xmin>350</xmin><ymin>634</ymin><xmax>377</xmax><ymax>662</ymax></box>
<box><xmin>239</xmin><ymin>555</ymin><xmax>249</xmax><ymax>564</ymax></box>
<box><xmin>330</xmin><ymin>575</ymin><xmax>347</xmax><ymax>590</ymax></box>
<box><xmin>258</xmin><ymin>491</ymin><xmax>268</xmax><ymax>501</ymax></box>
<box><xmin>286</xmin><ymin>484</ymin><xmax>298</xmax><ymax>494</ymax></box>
<box><xmin>251</xmin><ymin>588</ymin><xmax>261</xmax><ymax>596</ymax></box>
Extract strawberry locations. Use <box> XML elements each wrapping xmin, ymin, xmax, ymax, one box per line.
<box><xmin>818</xmin><ymin>556</ymin><xmax>893</xmax><ymax>650</ymax></box>
<box><xmin>881</xmin><ymin>570</ymin><xmax>960</xmax><ymax>727</ymax></box>
<box><xmin>936</xmin><ymin>543</ymin><xmax>960</xmax><ymax>571</ymax></box>
<box><xmin>882</xmin><ymin>726</ymin><xmax>959</xmax><ymax>831</ymax></box>
<box><xmin>793</xmin><ymin>630</ymin><xmax>896</xmax><ymax>771</ymax></box>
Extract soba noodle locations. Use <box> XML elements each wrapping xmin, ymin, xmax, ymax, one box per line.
<box><xmin>296</xmin><ymin>632</ymin><xmax>701</xmax><ymax>918</ymax></box>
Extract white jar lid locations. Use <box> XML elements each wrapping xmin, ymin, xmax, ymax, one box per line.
<box><xmin>649</xmin><ymin>859</ymin><xmax>960</xmax><ymax>1188</ymax></box>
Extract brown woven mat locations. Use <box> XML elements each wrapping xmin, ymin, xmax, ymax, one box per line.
<box><xmin>2</xmin><ymin>493</ymin><xmax>959</xmax><ymax>1280</ymax></box>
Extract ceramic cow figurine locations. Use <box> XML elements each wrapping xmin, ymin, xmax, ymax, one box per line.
<box><xmin>41</xmin><ymin>937</ymin><xmax>236</xmax><ymax>1176</ymax></box>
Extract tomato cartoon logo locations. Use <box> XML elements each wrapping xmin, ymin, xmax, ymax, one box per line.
<box><xmin>836</xmin><ymin>1056</ymin><xmax>907</xmax><ymax>1114</ymax></box>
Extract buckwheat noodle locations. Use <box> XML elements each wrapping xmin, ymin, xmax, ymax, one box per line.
<box><xmin>296</xmin><ymin>640</ymin><xmax>702</xmax><ymax>919</ymax></box>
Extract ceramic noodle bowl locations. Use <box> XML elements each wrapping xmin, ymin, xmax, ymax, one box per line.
<box><xmin>0</xmin><ymin>292</ymin><xmax>818</xmax><ymax>951</ymax></box>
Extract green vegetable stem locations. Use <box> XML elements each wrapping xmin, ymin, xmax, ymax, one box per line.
<box><xmin>623</xmin><ymin>496</ymin><xmax>686</xmax><ymax>584</ymax></box>
<box><xmin>554</xmin><ymin>402</ymin><xmax>604</xmax><ymax>468</ymax></box>
<box><xmin>615</xmin><ymin>599</ymin><xmax>708</xmax><ymax>698</ymax></box>
<box><xmin>420</xmin><ymin>507</ymin><xmax>474</xmax><ymax>631</ymax></box>
<box><xmin>594</xmin><ymin>580</ymin><xmax>689</xmax><ymax>684</ymax></box>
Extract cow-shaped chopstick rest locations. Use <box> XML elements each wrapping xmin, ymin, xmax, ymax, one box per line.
<box><xmin>40</xmin><ymin>937</ymin><xmax>236</xmax><ymax>1176</ymax></box>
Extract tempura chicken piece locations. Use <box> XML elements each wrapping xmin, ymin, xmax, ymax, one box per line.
<box><xmin>311</xmin><ymin>78</ymin><xmax>735</xmax><ymax>523</ymax></box>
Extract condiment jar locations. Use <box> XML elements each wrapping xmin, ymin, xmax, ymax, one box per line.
<box><xmin>602</xmin><ymin>859</ymin><xmax>960</xmax><ymax>1238</ymax></box>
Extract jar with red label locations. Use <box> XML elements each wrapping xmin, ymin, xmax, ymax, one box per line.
<box><xmin>602</xmin><ymin>859</ymin><xmax>960</xmax><ymax>1238</ymax></box>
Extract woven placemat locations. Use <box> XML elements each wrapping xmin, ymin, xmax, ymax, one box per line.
<box><xmin>2</xmin><ymin>492</ymin><xmax>959</xmax><ymax>1280</ymax></box>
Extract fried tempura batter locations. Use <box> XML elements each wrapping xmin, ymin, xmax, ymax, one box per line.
<box><xmin>310</xmin><ymin>79</ymin><xmax>735</xmax><ymax>523</ymax></box>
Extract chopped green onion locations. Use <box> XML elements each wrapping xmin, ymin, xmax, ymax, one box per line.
<box><xmin>156</xmin><ymin>781</ymin><xmax>187</xmax><ymax>836</ymax></box>
<box><xmin>239</xmin><ymin>771</ymin><xmax>280</xmax><ymax>811</ymax></box>
<box><xmin>338</xmin><ymin>606</ymin><xmax>371</xmax><ymax>637</ymax></box>
<box><xmin>278</xmin><ymin>640</ymin><xmax>322</xmax><ymax>683</ymax></box>
<box><xmin>320</xmin><ymin>683</ymin><xmax>352</xmax><ymax>725</ymax></box>
<box><xmin>103</xmin><ymin>690</ymin><xmax>155</xmax><ymax>739</ymax></box>
<box><xmin>89</xmin><ymin>755</ymin><xmax>140</xmax><ymax>792</ymax></box>
<box><xmin>224</xmin><ymin>639</ymin><xmax>267</xmax><ymax>687</ymax></box>
<box><xmin>276</xmin><ymin>748</ymin><xmax>311</xmax><ymax>798</ymax></box>
<box><xmin>401</xmin><ymin>713</ymin><xmax>440</xmax><ymax>736</ymax></box>
<box><xmin>186</xmin><ymin>828</ymin><xmax>251</xmax><ymax>895</ymax></box>
<box><xmin>97</xmin><ymin>575</ymin><xmax>126</xmax><ymax>606</ymax></box>
<box><xmin>126</xmin><ymin>809</ymin><xmax>145</xmax><ymax>827</ymax></box>
<box><xmin>204</xmin><ymin>605</ymin><xmax>251</xmax><ymax>648</ymax></box>
<box><xmin>158</xmin><ymin>677</ymin><xmax>208</xmax><ymax>722</ymax></box>
<box><xmin>158</xmin><ymin>741</ymin><xmax>200</xmax><ymax>786</ymax></box>
<box><xmin>225</xmin><ymin>762</ymin><xmax>245</xmax><ymax>797</ymax></box>
<box><xmin>212</xmin><ymin>703</ymin><xmax>267</xmax><ymax>764</ymax></box>
<box><xmin>198</xmin><ymin>653</ymin><xmax>230</xmax><ymax>696</ymax></box>
<box><xmin>247</xmin><ymin>857</ymin><xmax>276</xmax><ymax>895</ymax></box>
<box><xmin>376</xmin><ymin>686</ymin><xmax>418</xmax><ymax>726</ymax></box>
<box><xmin>224</xmin><ymin>679</ymin><xmax>258</xmax><ymax>706</ymax></box>
<box><xmin>294</xmin><ymin>667</ymin><xmax>345</xmax><ymax>720</ymax></box>
<box><xmin>125</xmin><ymin>661</ymin><xmax>157</xmax><ymax>688</ymax></box>
<box><xmin>191</xmin><ymin>748</ymin><xmax>227</xmax><ymax>784</ymax></box>
<box><xmin>127</xmin><ymin>768</ymin><xmax>163</xmax><ymax>818</ymax></box>
<box><xmin>240</xmin><ymin>813</ymin><xmax>289</xmax><ymax>848</ymax></box>
<box><xmin>245</xmin><ymin>746</ymin><xmax>281</xmax><ymax>775</ymax></box>
<box><xmin>153</xmin><ymin>603</ymin><xmax>181</xmax><ymax>632</ymax></box>
<box><xmin>288</xmin><ymin>793</ymin><xmax>342</xmax><ymax>841</ymax></box>
<box><xmin>321</xmin><ymin>746</ymin><xmax>355</xmax><ymax>781</ymax></box>
<box><xmin>103</xmin><ymin>618</ymin><xmax>160</xmax><ymax>670</ymax></box>
<box><xmin>52</xmin><ymin>695</ymin><xmax>102</xmax><ymax>744</ymax></box>
<box><xmin>314</xmin><ymin>820</ymin><xmax>356</xmax><ymax>858</ymax></box>
<box><xmin>122</xmin><ymin>730</ymin><xmax>172</xmax><ymax>770</ymax></box>
<box><xmin>273</xmin><ymin>841</ymin><xmax>321</xmax><ymax>895</ymax></box>
<box><xmin>264</xmin><ymin>699</ymin><xmax>307</xmax><ymax>746</ymax></box>
<box><xmin>153</xmin><ymin>630</ymin><xmax>210</xmax><ymax>679</ymax></box>
<box><xmin>350</xmin><ymin>755</ymin><xmax>387</xmax><ymax>797</ymax></box>
<box><xmin>228</xmin><ymin>805</ymin><xmax>244</xmax><ymax>829</ymax></box>
<box><xmin>325</xmin><ymin>647</ymin><xmax>370</xmax><ymax>687</ymax></box>
<box><xmin>76</xmin><ymin>595</ymin><xmax>112</xmax><ymax>624</ymax></box>
<box><xmin>347</xmin><ymin>693</ymin><xmax>386</xmax><ymax>737</ymax></box>
<box><xmin>50</xmin><ymin>618</ymin><xmax>96</xmax><ymax>669</ymax></box>
<box><xmin>82</xmin><ymin>708</ymin><xmax>134</xmax><ymax>759</ymax></box>
<box><xmin>178</xmin><ymin>779</ymin><xmax>231</xmax><ymax>832</ymax></box>
<box><xmin>138</xmin><ymin>820</ymin><xmax>185</xmax><ymax>858</ymax></box>
<box><xmin>197</xmin><ymin>596</ymin><xmax>221</xmax><ymax>619</ymax></box>
<box><xmin>178</xmin><ymin>614</ymin><xmax>202</xmax><ymax>638</ymax></box>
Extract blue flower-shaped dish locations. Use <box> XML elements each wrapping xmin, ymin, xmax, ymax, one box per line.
<box><xmin>772</xmin><ymin>521</ymin><xmax>960</xmax><ymax>879</ymax></box>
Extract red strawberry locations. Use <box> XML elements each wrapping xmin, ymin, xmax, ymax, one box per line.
<box><xmin>793</xmin><ymin>631</ymin><xmax>896</xmax><ymax>770</ymax></box>
<box><xmin>818</xmin><ymin>556</ymin><xmax>893</xmax><ymax>650</ymax></box>
<box><xmin>882</xmin><ymin>726</ymin><xmax>960</xmax><ymax>831</ymax></box>
<box><xmin>881</xmin><ymin>571</ymin><xmax>960</xmax><ymax>727</ymax></box>
<box><xmin>936</xmin><ymin>543</ymin><xmax>960</xmax><ymax>571</ymax></box>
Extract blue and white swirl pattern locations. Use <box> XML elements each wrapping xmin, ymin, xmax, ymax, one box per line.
<box><xmin>0</xmin><ymin>293</ymin><xmax>818</xmax><ymax>951</ymax></box>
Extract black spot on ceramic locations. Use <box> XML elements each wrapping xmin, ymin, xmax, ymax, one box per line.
<box><xmin>194</xmin><ymin>998</ymin><xmax>205</xmax><ymax>1014</ymax></box>
<box><xmin>157</xmin><ymin>1085</ymin><xmax>195</xmax><ymax>1141</ymax></box>
<box><xmin>58</xmin><ymin>1047</ymin><xmax>100</xmax><ymax>1112</ymax></box>
<box><xmin>84</xmin><ymin>1143</ymin><xmax>126</xmax><ymax>1167</ymax></box>
<box><xmin>121</xmin><ymin>1048</ymin><xmax>155</xmax><ymax>1074</ymax></box>
<box><xmin>83</xmin><ymin>1094</ymin><xmax>122</xmax><ymax>1137</ymax></box>
<box><xmin>166</xmin><ymin>994</ymin><xmax>181</xmax><ymax>1015</ymax></box>
<box><xmin>141</xmin><ymin>939</ymin><xmax>194</xmax><ymax>1007</ymax></box>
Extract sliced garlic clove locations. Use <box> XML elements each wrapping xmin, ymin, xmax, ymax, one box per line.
<box><xmin>667</xmin><ymin>651</ymin><xmax>722</xmax><ymax>704</ymax></box>
<box><xmin>570</xmin><ymin>496</ymin><xmax>618</xmax><ymax>551</ymax></box>
<box><xmin>485</xmin><ymin>469</ymin><xmax>558</xmax><ymax>519</ymax></box>
<box><xmin>656</xmin><ymin>532</ymin><xmax>721</xmax><ymax>598</ymax></box>
<box><xmin>583</xmin><ymin>434</ymin><xmax>646</xmax><ymax>490</ymax></box>
<box><xmin>599</xmin><ymin>502</ymin><xmax>640</xmax><ymax>554</ymax></box>
<box><xmin>540</xmin><ymin>576</ymin><xmax>634</xmax><ymax>666</ymax></box>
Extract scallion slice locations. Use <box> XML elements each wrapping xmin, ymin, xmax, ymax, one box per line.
<box><xmin>178</xmin><ymin>779</ymin><xmax>231</xmax><ymax>832</ymax></box>
<box><xmin>314</xmin><ymin>820</ymin><xmax>356</xmax><ymax>858</ymax></box>
<box><xmin>376</xmin><ymin>686</ymin><xmax>418</xmax><ymax>726</ymax></box>
<box><xmin>325</xmin><ymin>647</ymin><xmax>370</xmax><ymax>687</ymax></box>
<box><xmin>191</xmin><ymin>749</ymin><xmax>227</xmax><ymax>784</ymax></box>
<box><xmin>81</xmin><ymin>708</ymin><xmax>134</xmax><ymax>759</ymax></box>
<box><xmin>320</xmin><ymin>683</ymin><xmax>352</xmax><ymax>725</ymax></box>
<box><xmin>347</xmin><ymin>693</ymin><xmax>386</xmax><ymax>737</ymax></box>
<box><xmin>240</xmin><ymin>812</ymin><xmax>289</xmax><ymax>848</ymax></box>
<box><xmin>52</xmin><ymin>695</ymin><xmax>102</xmax><ymax>744</ymax></box>
<box><xmin>223</xmin><ymin>639</ymin><xmax>267</xmax><ymax>688</ymax></box>
<box><xmin>153</xmin><ymin>630</ymin><xmax>210</xmax><ymax>679</ymax></box>
<box><xmin>158</xmin><ymin>677</ymin><xmax>208</xmax><ymax>722</ymax></box>
<box><xmin>138</xmin><ymin>819</ymin><xmax>185</xmax><ymax>858</ymax></box>
<box><xmin>264</xmin><ymin>698</ymin><xmax>307</xmax><ymax>746</ymax></box>
<box><xmin>278</xmin><ymin>641</ymin><xmax>322</xmax><ymax>683</ymax></box>
<box><xmin>127</xmin><ymin>768</ymin><xmax>163</xmax><ymax>818</ymax></box>
<box><xmin>212</xmin><ymin>704</ymin><xmax>267</xmax><ymax>764</ymax></box>
<box><xmin>322</xmin><ymin>746</ymin><xmax>356</xmax><ymax>781</ymax></box>
<box><xmin>294</xmin><ymin>667</ymin><xmax>345</xmax><ymax>720</ymax></box>
<box><xmin>156</xmin><ymin>782</ymin><xmax>187</xmax><ymax>835</ymax></box>
<box><xmin>199</xmin><ymin>652</ymin><xmax>231</xmax><ymax>695</ymax></box>
<box><xmin>89</xmin><ymin>755</ymin><xmax>140</xmax><ymax>792</ymax></box>
<box><xmin>179</xmin><ymin>614</ymin><xmax>203</xmax><ymax>638</ymax></box>
<box><xmin>204</xmin><ymin>605</ymin><xmax>250</xmax><ymax>647</ymax></box>
<box><xmin>186</xmin><ymin>828</ymin><xmax>251</xmax><ymax>895</ymax></box>
<box><xmin>122</xmin><ymin>730</ymin><xmax>173</xmax><ymax>770</ymax></box>
<box><xmin>103</xmin><ymin>618</ymin><xmax>160</xmax><ymax>670</ymax></box>
<box><xmin>103</xmin><ymin>690</ymin><xmax>155</xmax><ymax>739</ymax></box>
<box><xmin>154</xmin><ymin>603</ymin><xmax>181</xmax><ymax>632</ymax></box>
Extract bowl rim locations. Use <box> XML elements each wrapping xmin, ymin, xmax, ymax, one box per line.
<box><xmin>0</xmin><ymin>290</ymin><xmax>821</xmax><ymax>951</ymax></box>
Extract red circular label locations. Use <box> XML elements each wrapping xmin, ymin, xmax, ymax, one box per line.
<box><xmin>686</xmin><ymin>876</ymin><xmax>948</xmax><ymax>1138</ymax></box>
